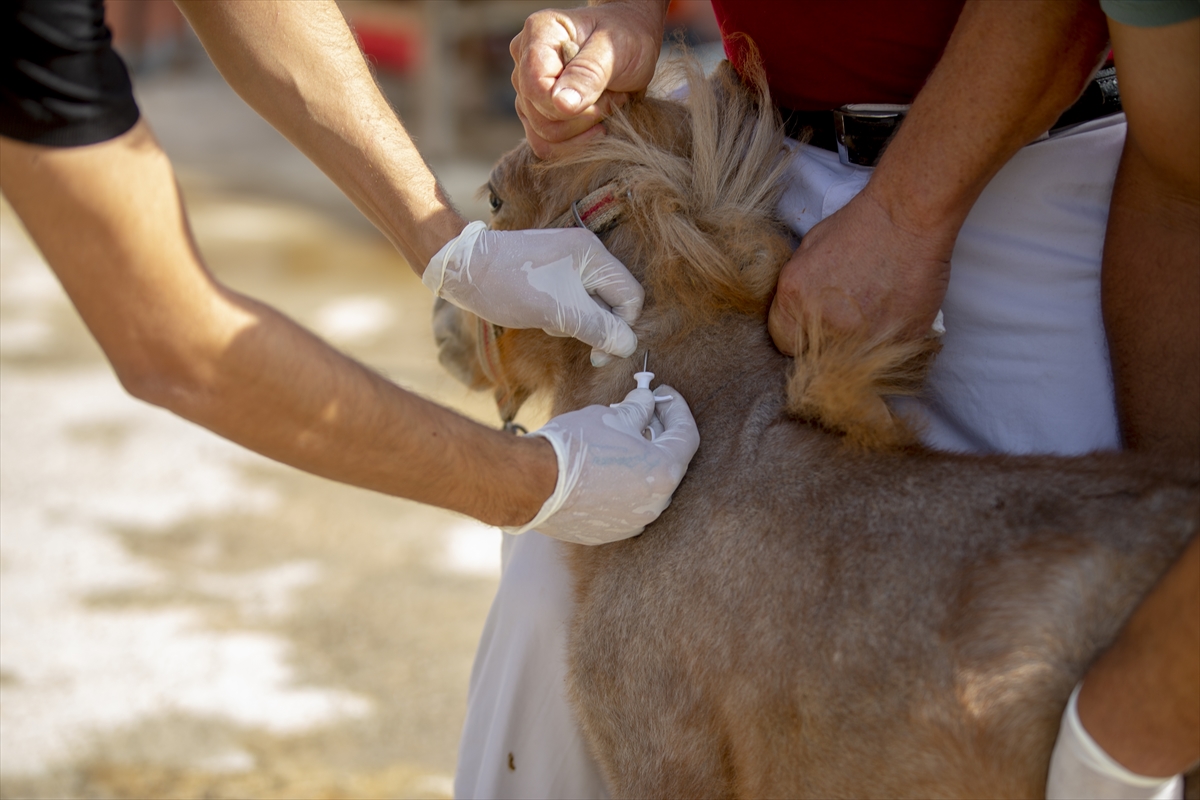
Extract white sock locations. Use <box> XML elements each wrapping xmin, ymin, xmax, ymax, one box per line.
<box><xmin>1045</xmin><ymin>683</ymin><xmax>1183</xmax><ymax>800</ymax></box>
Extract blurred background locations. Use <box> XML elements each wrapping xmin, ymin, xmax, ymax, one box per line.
<box><xmin>0</xmin><ymin>2</ymin><xmax>719</xmax><ymax>798</ymax></box>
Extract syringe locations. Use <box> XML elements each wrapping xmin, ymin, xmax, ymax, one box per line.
<box><xmin>633</xmin><ymin>351</ymin><xmax>654</xmax><ymax>391</ymax></box>
<box><xmin>633</xmin><ymin>352</ymin><xmax>674</xmax><ymax>403</ymax></box>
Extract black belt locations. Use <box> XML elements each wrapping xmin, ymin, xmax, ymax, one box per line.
<box><xmin>781</xmin><ymin>65</ymin><xmax>1122</xmax><ymax>167</ymax></box>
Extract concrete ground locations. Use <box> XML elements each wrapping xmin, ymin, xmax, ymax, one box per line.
<box><xmin>0</xmin><ymin>48</ymin><xmax>536</xmax><ymax>800</ymax></box>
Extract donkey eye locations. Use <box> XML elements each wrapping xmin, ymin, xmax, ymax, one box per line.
<box><xmin>488</xmin><ymin>190</ymin><xmax>503</xmax><ymax>213</ymax></box>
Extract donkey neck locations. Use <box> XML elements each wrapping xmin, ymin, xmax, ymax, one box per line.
<box><xmin>557</xmin><ymin>312</ymin><xmax>792</xmax><ymax>434</ymax></box>
<box><xmin>661</xmin><ymin>316</ymin><xmax>789</xmax><ymax>424</ymax></box>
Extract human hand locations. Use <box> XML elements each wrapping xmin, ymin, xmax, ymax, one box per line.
<box><xmin>506</xmin><ymin>384</ymin><xmax>700</xmax><ymax>544</ymax></box>
<box><xmin>768</xmin><ymin>188</ymin><xmax>955</xmax><ymax>355</ymax></box>
<box><xmin>510</xmin><ymin>1</ymin><xmax>667</xmax><ymax>158</ymax></box>
<box><xmin>424</xmin><ymin>221</ymin><xmax>644</xmax><ymax>366</ymax></box>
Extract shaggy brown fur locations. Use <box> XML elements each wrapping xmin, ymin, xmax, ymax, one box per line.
<box><xmin>435</xmin><ymin>59</ymin><xmax>1199</xmax><ymax>798</ymax></box>
<box><xmin>477</xmin><ymin>55</ymin><xmax>937</xmax><ymax>449</ymax></box>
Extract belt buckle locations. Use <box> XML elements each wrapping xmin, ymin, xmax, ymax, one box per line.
<box><xmin>832</xmin><ymin>104</ymin><xmax>909</xmax><ymax>167</ymax></box>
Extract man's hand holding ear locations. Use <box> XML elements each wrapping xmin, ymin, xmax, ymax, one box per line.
<box><xmin>509</xmin><ymin>1</ymin><xmax>669</xmax><ymax>158</ymax></box>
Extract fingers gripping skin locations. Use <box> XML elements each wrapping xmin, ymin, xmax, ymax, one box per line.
<box><xmin>510</xmin><ymin>2</ymin><xmax>668</xmax><ymax>158</ymax></box>
<box><xmin>767</xmin><ymin>189</ymin><xmax>954</xmax><ymax>355</ymax></box>
<box><xmin>766</xmin><ymin>2</ymin><xmax>1113</xmax><ymax>357</ymax></box>
<box><xmin>505</xmin><ymin>384</ymin><xmax>700</xmax><ymax>545</ymax></box>
<box><xmin>424</xmin><ymin>221</ymin><xmax>643</xmax><ymax>363</ymax></box>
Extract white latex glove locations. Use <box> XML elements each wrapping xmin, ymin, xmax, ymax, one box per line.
<box><xmin>505</xmin><ymin>384</ymin><xmax>700</xmax><ymax>545</ymax></box>
<box><xmin>1046</xmin><ymin>684</ymin><xmax>1183</xmax><ymax>800</ymax></box>
<box><xmin>424</xmin><ymin>221</ymin><xmax>644</xmax><ymax>366</ymax></box>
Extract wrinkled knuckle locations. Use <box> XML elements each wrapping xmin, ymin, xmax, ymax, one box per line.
<box><xmin>565</xmin><ymin>58</ymin><xmax>609</xmax><ymax>94</ymax></box>
<box><xmin>522</xmin><ymin>10</ymin><xmax>548</xmax><ymax>33</ymax></box>
<box><xmin>525</xmin><ymin>110</ymin><xmax>561</xmax><ymax>139</ymax></box>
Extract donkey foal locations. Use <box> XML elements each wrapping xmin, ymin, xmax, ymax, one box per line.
<box><xmin>435</xmin><ymin>61</ymin><xmax>1199</xmax><ymax>799</ymax></box>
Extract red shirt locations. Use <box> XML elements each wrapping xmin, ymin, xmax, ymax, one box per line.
<box><xmin>710</xmin><ymin>0</ymin><xmax>965</xmax><ymax>110</ymax></box>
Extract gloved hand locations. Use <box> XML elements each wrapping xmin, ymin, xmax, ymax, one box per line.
<box><xmin>505</xmin><ymin>384</ymin><xmax>700</xmax><ymax>545</ymax></box>
<box><xmin>1046</xmin><ymin>684</ymin><xmax>1183</xmax><ymax>800</ymax></box>
<box><xmin>424</xmin><ymin>221</ymin><xmax>644</xmax><ymax>367</ymax></box>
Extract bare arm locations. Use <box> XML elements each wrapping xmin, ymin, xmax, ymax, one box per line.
<box><xmin>2</xmin><ymin>0</ymin><xmax>699</xmax><ymax>540</ymax></box>
<box><xmin>0</xmin><ymin>123</ymin><xmax>555</xmax><ymax>527</ymax></box>
<box><xmin>178</xmin><ymin>0</ymin><xmax>648</xmax><ymax>363</ymax></box>
<box><xmin>1100</xmin><ymin>16</ymin><xmax>1200</xmax><ymax>456</ymax></box>
<box><xmin>175</xmin><ymin>0</ymin><xmax>464</xmax><ymax>272</ymax></box>
<box><xmin>1078</xmin><ymin>13</ymin><xmax>1200</xmax><ymax>777</ymax></box>
<box><xmin>767</xmin><ymin>0</ymin><xmax>1112</xmax><ymax>349</ymax></box>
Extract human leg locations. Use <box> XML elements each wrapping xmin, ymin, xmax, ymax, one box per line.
<box><xmin>1069</xmin><ymin>11</ymin><xmax>1200</xmax><ymax>784</ymax></box>
<box><xmin>454</xmin><ymin>532</ymin><xmax>608</xmax><ymax>799</ymax></box>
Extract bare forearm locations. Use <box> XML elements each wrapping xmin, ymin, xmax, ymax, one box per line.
<box><xmin>175</xmin><ymin>0</ymin><xmax>464</xmax><ymax>271</ymax></box>
<box><xmin>868</xmin><ymin>0</ymin><xmax>1110</xmax><ymax>236</ymax></box>
<box><xmin>0</xmin><ymin>124</ymin><xmax>555</xmax><ymax>527</ymax></box>
<box><xmin>148</xmin><ymin>291</ymin><xmax>556</xmax><ymax>526</ymax></box>
<box><xmin>1077</xmin><ymin>15</ymin><xmax>1200</xmax><ymax>777</ymax></box>
<box><xmin>767</xmin><ymin>0</ymin><xmax>1112</xmax><ymax>347</ymax></box>
<box><xmin>1102</xmin><ymin>145</ymin><xmax>1200</xmax><ymax>454</ymax></box>
<box><xmin>1101</xmin><ymin>16</ymin><xmax>1200</xmax><ymax>456</ymax></box>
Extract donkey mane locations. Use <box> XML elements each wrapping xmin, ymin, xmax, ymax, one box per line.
<box><xmin>513</xmin><ymin>55</ymin><xmax>939</xmax><ymax>448</ymax></box>
<box><xmin>546</xmin><ymin>57</ymin><xmax>790</xmax><ymax>323</ymax></box>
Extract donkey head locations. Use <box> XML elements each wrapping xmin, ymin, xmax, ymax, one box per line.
<box><xmin>434</xmin><ymin>59</ymin><xmax>936</xmax><ymax>448</ymax></box>
<box><xmin>434</xmin><ymin>60</ymin><xmax>795</xmax><ymax>410</ymax></box>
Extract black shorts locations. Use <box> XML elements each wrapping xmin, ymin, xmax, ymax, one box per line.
<box><xmin>1</xmin><ymin>0</ymin><xmax>140</xmax><ymax>147</ymax></box>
